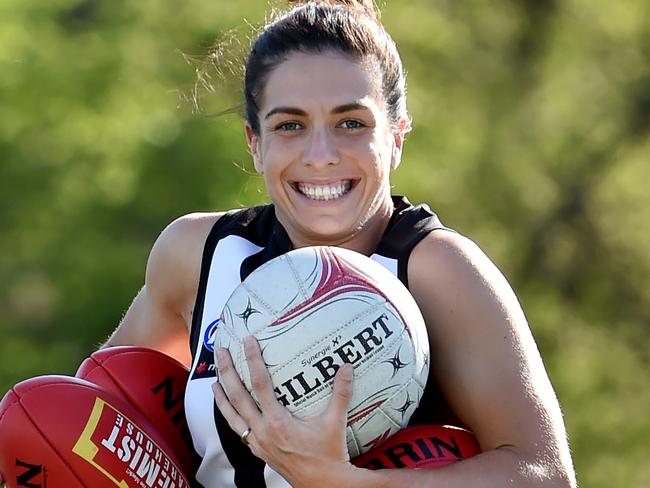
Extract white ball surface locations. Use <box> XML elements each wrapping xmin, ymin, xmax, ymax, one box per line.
<box><xmin>214</xmin><ymin>246</ymin><xmax>429</xmax><ymax>457</ymax></box>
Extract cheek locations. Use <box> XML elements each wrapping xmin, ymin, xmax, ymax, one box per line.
<box><xmin>259</xmin><ymin>147</ymin><xmax>293</xmax><ymax>193</ymax></box>
<box><xmin>343</xmin><ymin>136</ymin><xmax>381</xmax><ymax>164</ymax></box>
<box><xmin>366</xmin><ymin>141</ymin><xmax>393</xmax><ymax>174</ymax></box>
<box><xmin>261</xmin><ymin>137</ymin><xmax>300</xmax><ymax>166</ymax></box>
<box><xmin>260</xmin><ymin>152</ymin><xmax>285</xmax><ymax>178</ymax></box>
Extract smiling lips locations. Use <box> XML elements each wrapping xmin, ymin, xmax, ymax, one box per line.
<box><xmin>296</xmin><ymin>180</ymin><xmax>354</xmax><ymax>201</ymax></box>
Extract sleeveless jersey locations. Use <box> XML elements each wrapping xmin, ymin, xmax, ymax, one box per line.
<box><xmin>184</xmin><ymin>196</ymin><xmax>456</xmax><ymax>488</ymax></box>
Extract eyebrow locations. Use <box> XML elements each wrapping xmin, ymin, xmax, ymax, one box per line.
<box><xmin>264</xmin><ymin>107</ymin><xmax>307</xmax><ymax>119</ymax></box>
<box><xmin>264</xmin><ymin>102</ymin><xmax>371</xmax><ymax>120</ymax></box>
<box><xmin>332</xmin><ymin>102</ymin><xmax>371</xmax><ymax>114</ymax></box>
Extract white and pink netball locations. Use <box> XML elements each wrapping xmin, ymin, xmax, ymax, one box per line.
<box><xmin>214</xmin><ymin>246</ymin><xmax>429</xmax><ymax>457</ymax></box>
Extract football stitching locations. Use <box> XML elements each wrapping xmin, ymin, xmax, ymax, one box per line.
<box><xmin>0</xmin><ymin>390</ymin><xmax>15</xmax><ymax>424</ymax></box>
<box><xmin>84</xmin><ymin>358</ymin><xmax>132</xmax><ymax>407</ymax></box>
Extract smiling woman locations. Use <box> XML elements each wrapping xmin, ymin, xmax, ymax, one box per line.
<box><xmin>101</xmin><ymin>1</ymin><xmax>577</xmax><ymax>487</ymax></box>
<box><xmin>246</xmin><ymin>51</ymin><xmax>401</xmax><ymax>252</ymax></box>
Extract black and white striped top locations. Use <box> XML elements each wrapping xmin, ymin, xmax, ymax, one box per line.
<box><xmin>184</xmin><ymin>196</ymin><xmax>456</xmax><ymax>488</ymax></box>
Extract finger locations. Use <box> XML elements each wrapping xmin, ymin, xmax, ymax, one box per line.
<box><xmin>326</xmin><ymin>363</ymin><xmax>354</xmax><ymax>424</ymax></box>
<box><xmin>212</xmin><ymin>381</ymin><xmax>250</xmax><ymax>439</ymax></box>
<box><xmin>244</xmin><ymin>335</ymin><xmax>279</xmax><ymax>408</ymax></box>
<box><xmin>215</xmin><ymin>347</ymin><xmax>261</xmax><ymax>422</ymax></box>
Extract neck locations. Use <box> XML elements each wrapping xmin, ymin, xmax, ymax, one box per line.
<box><xmin>284</xmin><ymin>195</ymin><xmax>394</xmax><ymax>256</ymax></box>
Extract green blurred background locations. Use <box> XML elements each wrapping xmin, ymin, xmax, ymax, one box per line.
<box><xmin>1</xmin><ymin>0</ymin><xmax>648</xmax><ymax>486</ymax></box>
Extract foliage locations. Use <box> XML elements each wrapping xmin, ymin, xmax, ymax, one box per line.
<box><xmin>1</xmin><ymin>1</ymin><xmax>648</xmax><ymax>486</ymax></box>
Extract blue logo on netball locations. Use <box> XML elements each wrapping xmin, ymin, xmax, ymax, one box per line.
<box><xmin>190</xmin><ymin>319</ymin><xmax>220</xmax><ymax>380</ymax></box>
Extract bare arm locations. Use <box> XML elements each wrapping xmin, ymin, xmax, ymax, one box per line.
<box><xmin>103</xmin><ymin>213</ymin><xmax>219</xmax><ymax>367</ymax></box>
<box><xmin>327</xmin><ymin>231</ymin><xmax>577</xmax><ymax>486</ymax></box>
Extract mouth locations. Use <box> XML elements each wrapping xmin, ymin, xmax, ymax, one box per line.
<box><xmin>294</xmin><ymin>180</ymin><xmax>356</xmax><ymax>201</ymax></box>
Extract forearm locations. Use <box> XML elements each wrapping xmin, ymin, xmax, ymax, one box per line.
<box><xmin>291</xmin><ymin>448</ymin><xmax>575</xmax><ymax>488</ymax></box>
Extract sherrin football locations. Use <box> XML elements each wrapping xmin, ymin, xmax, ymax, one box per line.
<box><xmin>214</xmin><ymin>245</ymin><xmax>430</xmax><ymax>457</ymax></box>
<box><xmin>76</xmin><ymin>346</ymin><xmax>199</xmax><ymax>476</ymax></box>
<box><xmin>0</xmin><ymin>375</ymin><xmax>190</xmax><ymax>488</ymax></box>
<box><xmin>352</xmin><ymin>424</ymin><xmax>481</xmax><ymax>469</ymax></box>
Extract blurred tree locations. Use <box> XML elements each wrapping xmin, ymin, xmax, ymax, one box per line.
<box><xmin>0</xmin><ymin>1</ymin><xmax>648</xmax><ymax>486</ymax></box>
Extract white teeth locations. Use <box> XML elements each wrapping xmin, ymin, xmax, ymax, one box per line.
<box><xmin>298</xmin><ymin>181</ymin><xmax>351</xmax><ymax>200</ymax></box>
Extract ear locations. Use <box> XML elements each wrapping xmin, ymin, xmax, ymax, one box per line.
<box><xmin>245</xmin><ymin>122</ymin><xmax>263</xmax><ymax>174</ymax></box>
<box><xmin>390</xmin><ymin>118</ymin><xmax>409</xmax><ymax>170</ymax></box>
<box><xmin>390</xmin><ymin>130</ymin><xmax>404</xmax><ymax>170</ymax></box>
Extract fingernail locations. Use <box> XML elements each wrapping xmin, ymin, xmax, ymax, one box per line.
<box><xmin>216</xmin><ymin>348</ymin><xmax>225</xmax><ymax>362</ymax></box>
<box><xmin>340</xmin><ymin>363</ymin><xmax>353</xmax><ymax>380</ymax></box>
<box><xmin>243</xmin><ymin>336</ymin><xmax>255</xmax><ymax>357</ymax></box>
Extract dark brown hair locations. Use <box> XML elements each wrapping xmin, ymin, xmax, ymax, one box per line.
<box><xmin>244</xmin><ymin>0</ymin><xmax>409</xmax><ymax>134</ymax></box>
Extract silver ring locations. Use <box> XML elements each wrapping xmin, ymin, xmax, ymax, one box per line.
<box><xmin>240</xmin><ymin>427</ymin><xmax>252</xmax><ymax>445</ymax></box>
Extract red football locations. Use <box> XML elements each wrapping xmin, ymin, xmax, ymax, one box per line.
<box><xmin>0</xmin><ymin>375</ymin><xmax>191</xmax><ymax>488</ymax></box>
<box><xmin>76</xmin><ymin>346</ymin><xmax>198</xmax><ymax>475</ymax></box>
<box><xmin>351</xmin><ymin>424</ymin><xmax>481</xmax><ymax>469</ymax></box>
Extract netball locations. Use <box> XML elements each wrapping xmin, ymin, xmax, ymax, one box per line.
<box><xmin>214</xmin><ymin>246</ymin><xmax>430</xmax><ymax>457</ymax></box>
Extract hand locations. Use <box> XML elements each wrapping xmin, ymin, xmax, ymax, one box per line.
<box><xmin>212</xmin><ymin>336</ymin><xmax>355</xmax><ymax>486</ymax></box>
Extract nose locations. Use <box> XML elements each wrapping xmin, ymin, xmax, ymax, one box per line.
<box><xmin>303</xmin><ymin>126</ymin><xmax>339</xmax><ymax>168</ymax></box>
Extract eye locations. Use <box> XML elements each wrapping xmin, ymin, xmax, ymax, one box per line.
<box><xmin>338</xmin><ymin>119</ymin><xmax>365</xmax><ymax>130</ymax></box>
<box><xmin>276</xmin><ymin>121</ymin><xmax>303</xmax><ymax>132</ymax></box>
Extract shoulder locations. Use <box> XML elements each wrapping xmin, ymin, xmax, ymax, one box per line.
<box><xmin>151</xmin><ymin>212</ymin><xmax>224</xmax><ymax>264</ymax></box>
<box><xmin>144</xmin><ymin>211</ymin><xmax>227</xmax><ymax>310</ymax></box>
<box><xmin>409</xmin><ymin>229</ymin><xmax>511</xmax><ymax>292</ymax></box>
<box><xmin>407</xmin><ymin>229</ymin><xmax>525</xmax><ymax>337</ymax></box>
<box><xmin>149</xmin><ymin>204</ymin><xmax>272</xmax><ymax>281</ymax></box>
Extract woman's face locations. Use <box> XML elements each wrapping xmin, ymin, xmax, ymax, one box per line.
<box><xmin>246</xmin><ymin>51</ymin><xmax>404</xmax><ymax>253</ymax></box>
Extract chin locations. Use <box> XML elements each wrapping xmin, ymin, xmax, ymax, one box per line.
<box><xmin>304</xmin><ymin>226</ymin><xmax>351</xmax><ymax>244</ymax></box>
<box><xmin>296</xmin><ymin>219</ymin><xmax>359</xmax><ymax>244</ymax></box>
